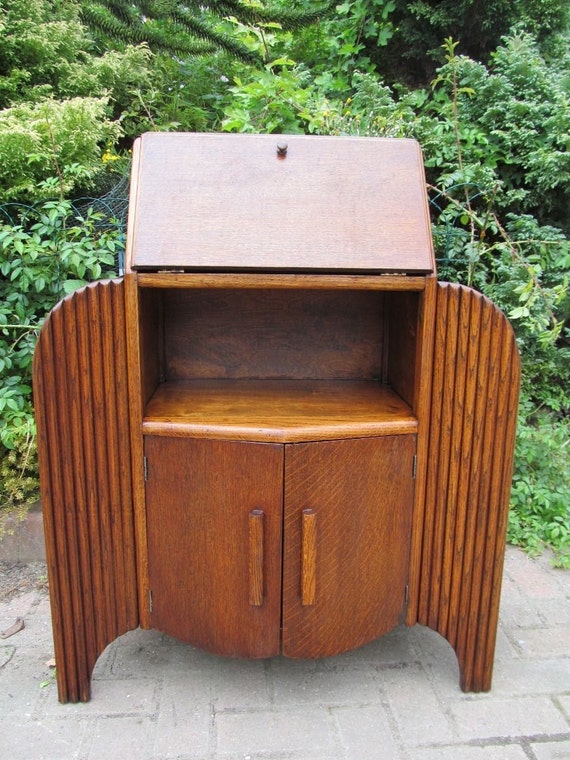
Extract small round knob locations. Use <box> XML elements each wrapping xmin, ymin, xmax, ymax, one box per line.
<box><xmin>276</xmin><ymin>142</ymin><xmax>288</xmax><ymax>157</ymax></box>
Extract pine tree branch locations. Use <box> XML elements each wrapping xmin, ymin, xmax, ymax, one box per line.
<box><xmin>170</xmin><ymin>7</ymin><xmax>262</xmax><ymax>63</ymax></box>
<box><xmin>81</xmin><ymin>0</ymin><xmax>334</xmax><ymax>62</ymax></box>
<box><xmin>81</xmin><ymin>4</ymin><xmax>218</xmax><ymax>56</ymax></box>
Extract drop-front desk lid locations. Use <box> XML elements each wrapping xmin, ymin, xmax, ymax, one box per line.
<box><xmin>127</xmin><ymin>132</ymin><xmax>434</xmax><ymax>274</ymax></box>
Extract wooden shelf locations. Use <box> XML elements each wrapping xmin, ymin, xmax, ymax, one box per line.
<box><xmin>143</xmin><ymin>379</ymin><xmax>417</xmax><ymax>442</ymax></box>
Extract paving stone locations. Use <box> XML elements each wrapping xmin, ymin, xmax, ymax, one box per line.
<box><xmin>209</xmin><ymin>659</ymin><xmax>270</xmax><ymax>710</ymax></box>
<box><xmin>512</xmin><ymin>627</ymin><xmax>570</xmax><ymax>658</ymax></box>
<box><xmin>85</xmin><ymin>715</ymin><xmax>156</xmax><ymax>760</ymax></box>
<box><xmin>498</xmin><ymin>595</ymin><xmax>546</xmax><ymax>629</ymax></box>
<box><xmin>0</xmin><ymin>716</ymin><xmax>87</xmax><ymax>760</ymax></box>
<box><xmin>1</xmin><ymin>544</ymin><xmax>568</xmax><ymax>760</ymax></box>
<box><xmin>215</xmin><ymin>706</ymin><xmax>337</xmax><ymax>756</ymax></box>
<box><xmin>505</xmin><ymin>552</ymin><xmax>562</xmax><ymax>599</ymax></box>
<box><xmin>0</xmin><ymin>615</ymin><xmax>53</xmax><ymax>657</ymax></box>
<box><xmin>219</xmin><ymin>753</ymin><xmax>341</xmax><ymax>760</ymax></box>
<box><xmin>407</xmin><ymin>744</ymin><xmax>529</xmax><ymax>759</ymax></box>
<box><xmin>0</xmin><ymin>643</ymin><xmax>15</xmax><ymax>667</ymax></box>
<box><xmin>450</xmin><ymin>696</ymin><xmax>569</xmax><ymax>741</ymax></box>
<box><xmin>378</xmin><ymin>663</ymin><xmax>455</xmax><ymax>746</ymax></box>
<box><xmin>535</xmin><ymin>600</ymin><xmax>570</xmax><ymax>627</ymax></box>
<box><xmin>490</xmin><ymin>659</ymin><xmax>570</xmax><ymax>697</ymax></box>
<box><xmin>164</xmin><ymin>637</ymin><xmax>230</xmax><ymax>674</ymax></box>
<box><xmin>153</xmin><ymin>678</ymin><xmax>213</xmax><ymax>758</ymax></box>
<box><xmin>494</xmin><ymin>626</ymin><xmax>520</xmax><ymax>659</ymax></box>
<box><xmin>0</xmin><ymin>649</ymin><xmax>51</xmax><ymax>717</ymax></box>
<box><xmin>558</xmin><ymin>696</ymin><xmax>570</xmax><ymax>721</ymax></box>
<box><xmin>397</xmin><ymin>629</ymin><xmax>465</xmax><ymax>696</ymax></box>
<box><xmin>107</xmin><ymin>628</ymin><xmax>174</xmax><ymax>678</ymax></box>
<box><xmin>270</xmin><ymin>662</ymin><xmax>382</xmax><ymax>707</ymax></box>
<box><xmin>408</xmin><ymin>624</ymin><xmax>457</xmax><ymax>666</ymax></box>
<box><xmin>333</xmin><ymin>703</ymin><xmax>404</xmax><ymax>760</ymax></box>
<box><xmin>0</xmin><ymin>590</ymin><xmax>38</xmax><ymax>627</ymax></box>
<box><xmin>321</xmin><ymin>625</ymin><xmax>418</xmax><ymax>668</ymax></box>
<box><xmin>531</xmin><ymin>740</ymin><xmax>570</xmax><ymax>759</ymax></box>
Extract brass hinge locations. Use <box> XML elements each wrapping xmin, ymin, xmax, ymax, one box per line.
<box><xmin>148</xmin><ymin>589</ymin><xmax>153</xmax><ymax>614</ymax></box>
<box><xmin>412</xmin><ymin>454</ymin><xmax>417</xmax><ymax>479</ymax></box>
<box><xmin>143</xmin><ymin>456</ymin><xmax>148</xmax><ymax>482</ymax></box>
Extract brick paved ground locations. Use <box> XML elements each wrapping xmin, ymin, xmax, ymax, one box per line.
<box><xmin>0</xmin><ymin>545</ymin><xmax>569</xmax><ymax>760</ymax></box>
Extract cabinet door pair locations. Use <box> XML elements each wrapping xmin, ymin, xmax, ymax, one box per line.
<box><xmin>145</xmin><ymin>435</ymin><xmax>416</xmax><ymax>659</ymax></box>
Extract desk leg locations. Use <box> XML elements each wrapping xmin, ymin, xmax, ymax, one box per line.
<box><xmin>34</xmin><ymin>279</ymin><xmax>139</xmax><ymax>702</ymax></box>
<box><xmin>415</xmin><ymin>282</ymin><xmax>520</xmax><ymax>692</ymax></box>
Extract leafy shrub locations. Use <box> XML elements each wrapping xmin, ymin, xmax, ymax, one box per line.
<box><xmin>0</xmin><ymin>0</ymin><xmax>216</xmax><ymax>143</ymax></box>
<box><xmin>346</xmin><ymin>0</ymin><xmax>569</xmax><ymax>84</ymax></box>
<box><xmin>221</xmin><ymin>61</ymin><xmax>318</xmax><ymax>133</ymax></box>
<box><xmin>509</xmin><ymin>411</ymin><xmax>570</xmax><ymax>567</ymax></box>
<box><xmin>429</xmin><ymin>34</ymin><xmax>570</xmax><ymax>232</ymax></box>
<box><xmin>0</xmin><ymin>434</ymin><xmax>38</xmax><ymax>516</ymax></box>
<box><xmin>0</xmin><ymin>97</ymin><xmax>121</xmax><ymax>202</ymax></box>
<box><xmin>0</xmin><ymin>200</ymin><xmax>122</xmax><ymax>508</ymax></box>
<box><xmin>0</xmin><ymin>0</ymin><xmax>87</xmax><ymax>108</ymax></box>
<box><xmin>0</xmin><ymin>0</ymin><xmax>152</xmax><ymax>111</ymax></box>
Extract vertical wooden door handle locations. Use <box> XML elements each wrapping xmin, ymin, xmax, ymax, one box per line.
<box><xmin>301</xmin><ymin>509</ymin><xmax>317</xmax><ymax>606</ymax></box>
<box><xmin>249</xmin><ymin>509</ymin><xmax>264</xmax><ymax>606</ymax></box>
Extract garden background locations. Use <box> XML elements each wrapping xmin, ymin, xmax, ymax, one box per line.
<box><xmin>0</xmin><ymin>0</ymin><xmax>568</xmax><ymax>564</ymax></box>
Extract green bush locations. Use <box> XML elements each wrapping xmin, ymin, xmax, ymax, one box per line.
<box><xmin>0</xmin><ymin>97</ymin><xmax>121</xmax><ymax>202</ymax></box>
<box><xmin>509</xmin><ymin>411</ymin><xmax>570</xmax><ymax>567</ymax></box>
<box><xmin>0</xmin><ymin>199</ymin><xmax>122</xmax><ymax>508</ymax></box>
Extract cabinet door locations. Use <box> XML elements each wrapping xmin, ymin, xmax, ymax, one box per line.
<box><xmin>282</xmin><ymin>435</ymin><xmax>415</xmax><ymax>658</ymax></box>
<box><xmin>145</xmin><ymin>437</ymin><xmax>283</xmax><ymax>658</ymax></box>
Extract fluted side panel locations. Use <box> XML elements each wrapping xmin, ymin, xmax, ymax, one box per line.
<box><xmin>418</xmin><ymin>282</ymin><xmax>520</xmax><ymax>692</ymax></box>
<box><xmin>33</xmin><ymin>279</ymin><xmax>138</xmax><ymax>702</ymax></box>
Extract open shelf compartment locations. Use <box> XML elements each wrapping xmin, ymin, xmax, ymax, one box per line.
<box><xmin>139</xmin><ymin>286</ymin><xmax>422</xmax><ymax>441</ymax></box>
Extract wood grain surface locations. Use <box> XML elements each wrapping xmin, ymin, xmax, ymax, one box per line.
<box><xmin>33</xmin><ymin>280</ymin><xmax>138</xmax><ymax>702</ymax></box>
<box><xmin>143</xmin><ymin>379</ymin><xmax>418</xmax><ymax>441</ymax></box>
<box><xmin>413</xmin><ymin>282</ymin><xmax>520</xmax><ymax>692</ymax></box>
<box><xmin>127</xmin><ymin>133</ymin><xmax>435</xmax><ymax>274</ymax></box>
<box><xmin>282</xmin><ymin>435</ymin><xmax>416</xmax><ymax>658</ymax></box>
<box><xmin>145</xmin><ymin>437</ymin><xmax>283</xmax><ymax>658</ymax></box>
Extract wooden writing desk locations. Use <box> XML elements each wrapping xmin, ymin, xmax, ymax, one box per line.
<box><xmin>34</xmin><ymin>134</ymin><xmax>519</xmax><ymax>701</ymax></box>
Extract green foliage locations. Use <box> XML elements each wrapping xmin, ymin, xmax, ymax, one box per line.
<box><xmin>0</xmin><ymin>0</ymin><xmax>218</xmax><ymax>146</ymax></box>
<box><xmin>118</xmin><ymin>53</ymin><xmax>234</xmax><ymax>135</ymax></box>
<box><xmin>426</xmin><ymin>34</ymin><xmax>570</xmax><ymax>231</ymax></box>
<box><xmin>221</xmin><ymin>62</ymin><xmax>316</xmax><ymax>132</ymax></box>
<box><xmin>0</xmin><ymin>96</ymin><xmax>121</xmax><ymax>201</ymax></box>
<box><xmin>0</xmin><ymin>200</ymin><xmax>121</xmax><ymax>459</ymax></box>
<box><xmin>220</xmin><ymin>64</ymin><xmax>421</xmax><ymax>136</ymax></box>
<box><xmin>508</xmin><ymin>411</ymin><xmax>570</xmax><ymax>567</ymax></box>
<box><xmin>81</xmin><ymin>0</ymin><xmax>334</xmax><ymax>65</ymax></box>
<box><xmin>361</xmin><ymin>0</ymin><xmax>569</xmax><ymax>83</ymax></box>
<box><xmin>408</xmin><ymin>38</ymin><xmax>570</xmax><ymax>420</ymax></box>
<box><xmin>0</xmin><ymin>0</ymin><xmax>151</xmax><ymax>109</ymax></box>
<box><xmin>309</xmin><ymin>71</ymin><xmax>425</xmax><ymax>136</ymax></box>
<box><xmin>0</xmin><ymin>0</ymin><xmax>87</xmax><ymax>107</ymax></box>
<box><xmin>296</xmin><ymin>0</ymin><xmax>396</xmax><ymax>92</ymax></box>
<box><xmin>0</xmin><ymin>433</ymin><xmax>37</xmax><ymax>513</ymax></box>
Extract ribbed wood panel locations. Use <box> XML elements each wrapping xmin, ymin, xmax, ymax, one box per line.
<box><xmin>33</xmin><ymin>279</ymin><xmax>138</xmax><ymax>702</ymax></box>
<box><xmin>417</xmin><ymin>282</ymin><xmax>520</xmax><ymax>692</ymax></box>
